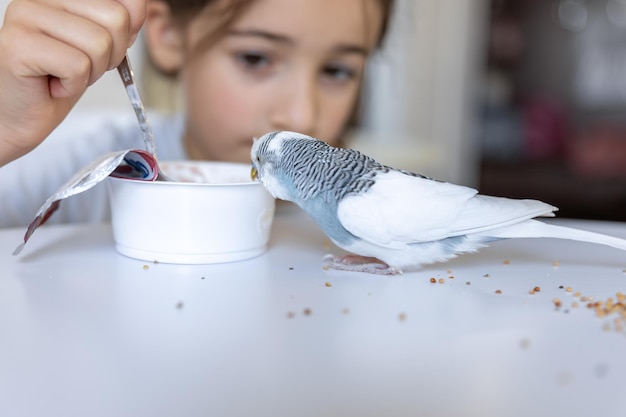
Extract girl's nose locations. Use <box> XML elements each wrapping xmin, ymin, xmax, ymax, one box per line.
<box><xmin>269</xmin><ymin>74</ymin><xmax>317</xmax><ymax>136</ymax></box>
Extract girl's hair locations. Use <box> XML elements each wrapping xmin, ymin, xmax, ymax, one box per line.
<box><xmin>162</xmin><ymin>0</ymin><xmax>395</xmax><ymax>56</ymax></box>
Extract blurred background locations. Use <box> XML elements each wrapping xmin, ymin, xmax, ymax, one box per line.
<box><xmin>479</xmin><ymin>0</ymin><xmax>626</xmax><ymax>221</ymax></box>
<box><xmin>1</xmin><ymin>0</ymin><xmax>625</xmax><ymax>220</ymax></box>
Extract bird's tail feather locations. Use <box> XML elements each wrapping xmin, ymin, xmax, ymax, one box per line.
<box><xmin>482</xmin><ymin>219</ymin><xmax>626</xmax><ymax>251</ymax></box>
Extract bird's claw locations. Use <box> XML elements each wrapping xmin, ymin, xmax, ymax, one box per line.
<box><xmin>322</xmin><ymin>254</ymin><xmax>402</xmax><ymax>275</ymax></box>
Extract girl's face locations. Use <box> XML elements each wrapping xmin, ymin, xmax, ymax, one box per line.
<box><xmin>179</xmin><ymin>0</ymin><xmax>384</xmax><ymax>162</ymax></box>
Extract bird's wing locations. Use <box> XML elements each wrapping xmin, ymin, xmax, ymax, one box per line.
<box><xmin>337</xmin><ymin>170</ymin><xmax>556</xmax><ymax>246</ymax></box>
<box><xmin>449</xmin><ymin>194</ymin><xmax>556</xmax><ymax>236</ymax></box>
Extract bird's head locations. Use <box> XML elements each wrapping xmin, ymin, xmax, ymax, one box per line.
<box><xmin>250</xmin><ymin>131</ymin><xmax>317</xmax><ymax>201</ymax></box>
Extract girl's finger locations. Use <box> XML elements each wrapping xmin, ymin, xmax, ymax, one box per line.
<box><xmin>47</xmin><ymin>0</ymin><xmax>134</xmax><ymax>71</ymax></box>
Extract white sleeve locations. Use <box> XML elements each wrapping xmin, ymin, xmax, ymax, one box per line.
<box><xmin>0</xmin><ymin>110</ymin><xmax>185</xmax><ymax>227</ymax></box>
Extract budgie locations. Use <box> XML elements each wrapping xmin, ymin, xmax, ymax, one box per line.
<box><xmin>250</xmin><ymin>131</ymin><xmax>626</xmax><ymax>275</ymax></box>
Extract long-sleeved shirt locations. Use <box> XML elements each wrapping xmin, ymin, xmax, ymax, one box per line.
<box><xmin>0</xmin><ymin>110</ymin><xmax>186</xmax><ymax>227</ymax></box>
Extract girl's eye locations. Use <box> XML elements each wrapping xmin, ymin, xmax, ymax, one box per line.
<box><xmin>236</xmin><ymin>52</ymin><xmax>271</xmax><ymax>70</ymax></box>
<box><xmin>322</xmin><ymin>64</ymin><xmax>357</xmax><ymax>83</ymax></box>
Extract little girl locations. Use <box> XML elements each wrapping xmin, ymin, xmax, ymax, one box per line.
<box><xmin>0</xmin><ymin>0</ymin><xmax>394</xmax><ymax>226</ymax></box>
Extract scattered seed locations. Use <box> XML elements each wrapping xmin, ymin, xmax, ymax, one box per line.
<box><xmin>398</xmin><ymin>312</ymin><xmax>407</xmax><ymax>321</ymax></box>
<box><xmin>342</xmin><ymin>308</ymin><xmax>350</xmax><ymax>315</ymax></box>
<box><xmin>465</xmin><ymin>281</ymin><xmax>471</xmax><ymax>285</ymax></box>
<box><xmin>429</xmin><ymin>277</ymin><xmax>437</xmax><ymax>284</ymax></box>
<box><xmin>322</xmin><ymin>266</ymin><xmax>329</xmax><ymax>271</ymax></box>
<box><xmin>594</xmin><ymin>363</ymin><xmax>609</xmax><ymax>378</ymax></box>
<box><xmin>556</xmin><ymin>370</ymin><xmax>573</xmax><ymax>386</ymax></box>
<box><xmin>324</xmin><ymin>282</ymin><xmax>332</xmax><ymax>287</ymax></box>
<box><xmin>553</xmin><ymin>261</ymin><xmax>560</xmax><ymax>267</ymax></box>
<box><xmin>520</xmin><ymin>338</ymin><xmax>531</xmax><ymax>349</ymax></box>
<box><xmin>553</xmin><ymin>297</ymin><xmax>562</xmax><ymax>308</ymax></box>
<box><xmin>483</xmin><ymin>274</ymin><xmax>490</xmax><ymax>278</ymax></box>
<box><xmin>533</xmin><ymin>286</ymin><xmax>541</xmax><ymax>292</ymax></box>
<box><xmin>529</xmin><ymin>289</ymin><xmax>536</xmax><ymax>295</ymax></box>
<box><xmin>503</xmin><ymin>260</ymin><xmax>510</xmax><ymax>265</ymax></box>
<box><xmin>142</xmin><ymin>265</ymin><xmax>149</xmax><ymax>270</ymax></box>
<box><xmin>438</xmin><ymin>278</ymin><xmax>445</xmax><ymax>284</ymax></box>
<box><xmin>584</xmin><ymin>293</ymin><xmax>626</xmax><ymax>333</ymax></box>
<box><xmin>303</xmin><ymin>308</ymin><xmax>312</xmax><ymax>316</ymax></box>
<box><xmin>566</xmin><ymin>287</ymin><xmax>573</xmax><ymax>292</ymax></box>
<box><xmin>286</xmin><ymin>311</ymin><xmax>295</xmax><ymax>319</ymax></box>
<box><xmin>495</xmin><ymin>289</ymin><xmax>502</xmax><ymax>294</ymax></box>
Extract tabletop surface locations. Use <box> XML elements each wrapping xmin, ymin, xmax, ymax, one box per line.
<box><xmin>2</xmin><ymin>203</ymin><xmax>626</xmax><ymax>417</ymax></box>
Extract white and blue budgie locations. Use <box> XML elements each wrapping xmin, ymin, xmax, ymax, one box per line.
<box><xmin>250</xmin><ymin>131</ymin><xmax>626</xmax><ymax>275</ymax></box>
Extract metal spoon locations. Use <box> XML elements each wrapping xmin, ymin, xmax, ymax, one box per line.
<box><xmin>117</xmin><ymin>54</ymin><xmax>171</xmax><ymax>181</ymax></box>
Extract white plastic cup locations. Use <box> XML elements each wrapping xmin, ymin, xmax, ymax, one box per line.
<box><xmin>107</xmin><ymin>161</ymin><xmax>275</xmax><ymax>264</ymax></box>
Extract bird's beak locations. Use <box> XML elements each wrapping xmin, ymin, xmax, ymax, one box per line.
<box><xmin>251</xmin><ymin>166</ymin><xmax>258</xmax><ymax>181</ymax></box>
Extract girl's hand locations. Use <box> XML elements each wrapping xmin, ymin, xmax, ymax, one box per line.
<box><xmin>0</xmin><ymin>0</ymin><xmax>147</xmax><ymax>166</ymax></box>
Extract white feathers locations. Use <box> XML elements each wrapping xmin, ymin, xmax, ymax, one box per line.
<box><xmin>252</xmin><ymin>131</ymin><xmax>626</xmax><ymax>273</ymax></box>
<box><xmin>334</xmin><ymin>169</ymin><xmax>561</xmax><ymax>270</ymax></box>
<box><xmin>337</xmin><ymin>170</ymin><xmax>557</xmax><ymax>245</ymax></box>
<box><xmin>265</xmin><ymin>131</ymin><xmax>314</xmax><ymax>155</ymax></box>
<box><xmin>480</xmin><ymin>219</ymin><xmax>626</xmax><ymax>251</ymax></box>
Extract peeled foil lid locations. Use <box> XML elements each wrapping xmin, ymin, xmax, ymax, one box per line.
<box><xmin>13</xmin><ymin>149</ymin><xmax>159</xmax><ymax>255</ymax></box>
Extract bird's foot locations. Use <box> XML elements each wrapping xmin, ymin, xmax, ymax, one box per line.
<box><xmin>322</xmin><ymin>254</ymin><xmax>402</xmax><ymax>275</ymax></box>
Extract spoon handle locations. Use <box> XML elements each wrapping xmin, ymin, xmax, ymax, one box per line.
<box><xmin>117</xmin><ymin>55</ymin><xmax>158</xmax><ymax>158</ymax></box>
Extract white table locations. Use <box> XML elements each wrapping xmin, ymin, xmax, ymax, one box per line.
<box><xmin>2</xmin><ymin>204</ymin><xmax>626</xmax><ymax>417</ymax></box>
